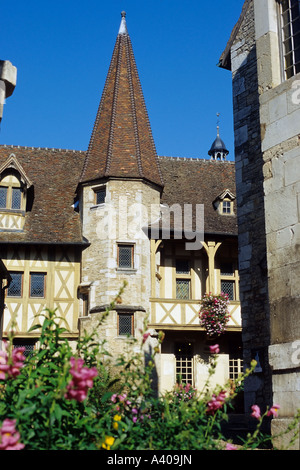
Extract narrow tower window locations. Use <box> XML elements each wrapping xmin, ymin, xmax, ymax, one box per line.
<box><xmin>118</xmin><ymin>244</ymin><xmax>134</xmax><ymax>269</ymax></box>
<box><xmin>95</xmin><ymin>188</ymin><xmax>106</xmax><ymax>205</ymax></box>
<box><xmin>118</xmin><ymin>313</ymin><xmax>134</xmax><ymax>336</ymax></box>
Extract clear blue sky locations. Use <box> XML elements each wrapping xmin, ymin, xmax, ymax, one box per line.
<box><xmin>0</xmin><ymin>0</ymin><xmax>243</xmax><ymax>161</ymax></box>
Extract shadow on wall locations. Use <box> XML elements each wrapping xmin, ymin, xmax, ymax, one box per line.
<box><xmin>232</xmin><ymin>41</ymin><xmax>272</xmax><ymax>420</ymax></box>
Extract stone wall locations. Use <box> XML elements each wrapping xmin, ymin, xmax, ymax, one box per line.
<box><xmin>253</xmin><ymin>0</ymin><xmax>300</xmax><ymax>446</ymax></box>
<box><xmin>79</xmin><ymin>178</ymin><xmax>161</xmax><ymax>357</ymax></box>
<box><xmin>230</xmin><ymin>0</ymin><xmax>273</xmax><ymax>415</ymax></box>
<box><xmin>228</xmin><ymin>0</ymin><xmax>300</xmax><ymax>447</ymax></box>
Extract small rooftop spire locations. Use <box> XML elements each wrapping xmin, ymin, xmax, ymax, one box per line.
<box><xmin>216</xmin><ymin>112</ymin><xmax>220</xmax><ymax>136</ymax></box>
<box><xmin>118</xmin><ymin>11</ymin><xmax>128</xmax><ymax>35</ymax></box>
<box><xmin>208</xmin><ymin>113</ymin><xmax>229</xmax><ymax>162</ymax></box>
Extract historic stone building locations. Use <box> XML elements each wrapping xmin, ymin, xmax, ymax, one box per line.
<box><xmin>220</xmin><ymin>0</ymin><xmax>300</xmax><ymax>448</ymax></box>
<box><xmin>0</xmin><ymin>13</ymin><xmax>242</xmax><ymax>395</ymax></box>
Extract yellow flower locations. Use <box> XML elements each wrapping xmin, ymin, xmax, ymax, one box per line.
<box><xmin>102</xmin><ymin>436</ymin><xmax>115</xmax><ymax>450</ymax></box>
<box><xmin>113</xmin><ymin>414</ymin><xmax>122</xmax><ymax>430</ymax></box>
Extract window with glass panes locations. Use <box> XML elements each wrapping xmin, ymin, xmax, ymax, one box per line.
<box><xmin>7</xmin><ymin>272</ymin><xmax>23</xmax><ymax>297</ymax></box>
<box><xmin>222</xmin><ymin>200</ymin><xmax>232</xmax><ymax>214</ymax></box>
<box><xmin>278</xmin><ymin>0</ymin><xmax>300</xmax><ymax>79</ymax></box>
<box><xmin>30</xmin><ymin>272</ymin><xmax>46</xmax><ymax>298</ymax></box>
<box><xmin>11</xmin><ymin>187</ymin><xmax>22</xmax><ymax>209</ymax></box>
<box><xmin>0</xmin><ymin>187</ymin><xmax>8</xmax><ymax>208</ymax></box>
<box><xmin>175</xmin><ymin>342</ymin><xmax>193</xmax><ymax>385</ymax></box>
<box><xmin>175</xmin><ymin>259</ymin><xmax>191</xmax><ymax>300</ymax></box>
<box><xmin>0</xmin><ymin>184</ymin><xmax>22</xmax><ymax>210</ymax></box>
<box><xmin>118</xmin><ymin>313</ymin><xmax>134</xmax><ymax>336</ymax></box>
<box><xmin>95</xmin><ymin>188</ymin><xmax>106</xmax><ymax>205</ymax></box>
<box><xmin>229</xmin><ymin>358</ymin><xmax>244</xmax><ymax>380</ymax></box>
<box><xmin>220</xmin><ymin>262</ymin><xmax>239</xmax><ymax>301</ymax></box>
<box><xmin>118</xmin><ymin>244</ymin><xmax>134</xmax><ymax>269</ymax></box>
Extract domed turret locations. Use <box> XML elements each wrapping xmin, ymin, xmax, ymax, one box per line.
<box><xmin>208</xmin><ymin>119</ymin><xmax>229</xmax><ymax>161</ymax></box>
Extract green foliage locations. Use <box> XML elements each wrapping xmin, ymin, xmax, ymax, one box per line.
<box><xmin>0</xmin><ymin>301</ymin><xmax>299</xmax><ymax>450</ymax></box>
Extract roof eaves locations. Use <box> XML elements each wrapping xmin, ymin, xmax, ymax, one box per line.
<box><xmin>218</xmin><ymin>0</ymin><xmax>252</xmax><ymax>71</ymax></box>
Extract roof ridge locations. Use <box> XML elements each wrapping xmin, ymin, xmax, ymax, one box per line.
<box><xmin>0</xmin><ymin>144</ymin><xmax>85</xmax><ymax>153</ymax></box>
<box><xmin>80</xmin><ymin>38</ymin><xmax>119</xmax><ymax>182</ymax></box>
<box><xmin>126</xmin><ymin>34</ymin><xmax>144</xmax><ymax>179</ymax></box>
<box><xmin>127</xmin><ymin>35</ymin><xmax>164</xmax><ymax>184</ymax></box>
<box><xmin>105</xmin><ymin>35</ymin><xmax>122</xmax><ymax>177</ymax></box>
<box><xmin>158</xmin><ymin>155</ymin><xmax>235</xmax><ymax>164</ymax></box>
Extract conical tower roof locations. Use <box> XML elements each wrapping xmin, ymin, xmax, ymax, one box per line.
<box><xmin>80</xmin><ymin>12</ymin><xmax>164</xmax><ymax>188</ymax></box>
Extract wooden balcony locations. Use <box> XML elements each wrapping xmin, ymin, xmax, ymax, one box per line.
<box><xmin>149</xmin><ymin>298</ymin><xmax>241</xmax><ymax>331</ymax></box>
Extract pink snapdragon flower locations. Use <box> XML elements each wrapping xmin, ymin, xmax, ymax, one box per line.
<box><xmin>142</xmin><ymin>332</ymin><xmax>151</xmax><ymax>344</ymax></box>
<box><xmin>0</xmin><ymin>419</ymin><xmax>25</xmax><ymax>450</ymax></box>
<box><xmin>251</xmin><ymin>404</ymin><xmax>261</xmax><ymax>419</ymax></box>
<box><xmin>0</xmin><ymin>342</ymin><xmax>26</xmax><ymax>380</ymax></box>
<box><xmin>209</xmin><ymin>344</ymin><xmax>220</xmax><ymax>354</ymax></box>
<box><xmin>267</xmin><ymin>404</ymin><xmax>280</xmax><ymax>418</ymax></box>
<box><xmin>206</xmin><ymin>390</ymin><xmax>227</xmax><ymax>415</ymax></box>
<box><xmin>65</xmin><ymin>357</ymin><xmax>98</xmax><ymax>402</ymax></box>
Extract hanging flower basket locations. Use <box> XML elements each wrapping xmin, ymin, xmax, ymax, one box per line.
<box><xmin>199</xmin><ymin>292</ymin><xmax>230</xmax><ymax>337</ymax></box>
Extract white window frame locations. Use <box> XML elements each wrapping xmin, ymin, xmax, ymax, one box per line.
<box><xmin>277</xmin><ymin>0</ymin><xmax>300</xmax><ymax>80</ymax></box>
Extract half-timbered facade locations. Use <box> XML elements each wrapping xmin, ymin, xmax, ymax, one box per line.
<box><xmin>0</xmin><ymin>12</ymin><xmax>242</xmax><ymax>394</ymax></box>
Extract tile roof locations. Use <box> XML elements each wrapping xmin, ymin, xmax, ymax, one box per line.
<box><xmin>158</xmin><ymin>156</ymin><xmax>238</xmax><ymax>236</ymax></box>
<box><xmin>0</xmin><ymin>145</ymin><xmax>85</xmax><ymax>244</ymax></box>
<box><xmin>80</xmin><ymin>13</ymin><xmax>164</xmax><ymax>188</ymax></box>
<box><xmin>0</xmin><ymin>146</ymin><xmax>237</xmax><ymax>244</ymax></box>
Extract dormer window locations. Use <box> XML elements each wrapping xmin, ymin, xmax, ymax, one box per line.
<box><xmin>213</xmin><ymin>189</ymin><xmax>235</xmax><ymax>216</ymax></box>
<box><xmin>222</xmin><ymin>199</ymin><xmax>233</xmax><ymax>215</ymax></box>
<box><xmin>0</xmin><ymin>154</ymin><xmax>32</xmax><ymax>231</ymax></box>
<box><xmin>0</xmin><ymin>177</ymin><xmax>24</xmax><ymax>211</ymax></box>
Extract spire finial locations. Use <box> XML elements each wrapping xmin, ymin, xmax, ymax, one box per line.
<box><xmin>119</xmin><ymin>11</ymin><xmax>128</xmax><ymax>35</ymax></box>
<box><xmin>216</xmin><ymin>112</ymin><xmax>220</xmax><ymax>136</ymax></box>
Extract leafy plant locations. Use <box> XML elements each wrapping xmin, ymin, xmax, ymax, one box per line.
<box><xmin>0</xmin><ymin>295</ymin><xmax>299</xmax><ymax>450</ymax></box>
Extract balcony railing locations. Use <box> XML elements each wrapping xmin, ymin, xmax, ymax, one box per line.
<box><xmin>149</xmin><ymin>298</ymin><xmax>241</xmax><ymax>330</ymax></box>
